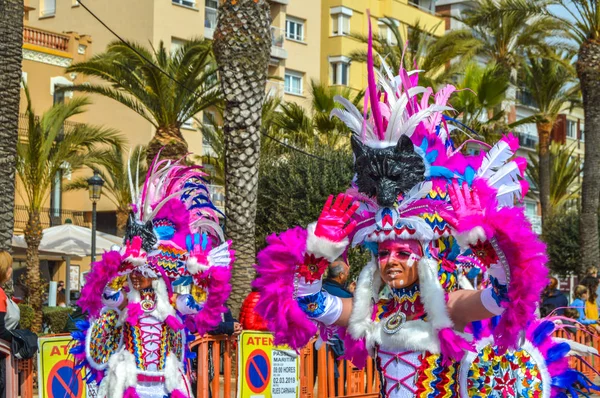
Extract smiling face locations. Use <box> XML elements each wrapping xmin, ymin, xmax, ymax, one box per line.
<box><xmin>130</xmin><ymin>270</ymin><xmax>154</xmax><ymax>291</ymax></box>
<box><xmin>378</xmin><ymin>239</ymin><xmax>422</xmax><ymax>289</ymax></box>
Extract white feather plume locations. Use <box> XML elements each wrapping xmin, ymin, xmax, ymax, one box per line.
<box><xmin>477</xmin><ymin>140</ymin><xmax>514</xmax><ymax>180</ymax></box>
<box><xmin>398</xmin><ymin>181</ymin><xmax>433</xmax><ymax>211</ymax></box>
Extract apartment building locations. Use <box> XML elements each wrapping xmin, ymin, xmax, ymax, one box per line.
<box><xmin>436</xmin><ymin>0</ymin><xmax>584</xmax><ymax>234</ymax></box>
<box><xmin>23</xmin><ymin>0</ymin><xmax>321</xmax><ymax>218</ymax></box>
<box><xmin>320</xmin><ymin>0</ymin><xmax>443</xmax><ymax>92</ymax></box>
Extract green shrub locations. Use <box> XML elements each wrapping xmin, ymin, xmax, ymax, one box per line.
<box><xmin>18</xmin><ymin>304</ymin><xmax>35</xmax><ymax>330</ymax></box>
<box><xmin>42</xmin><ymin>307</ymin><xmax>73</xmax><ymax>334</ymax></box>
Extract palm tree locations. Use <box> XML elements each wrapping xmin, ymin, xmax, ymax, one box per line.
<box><xmin>450</xmin><ymin>62</ymin><xmax>510</xmax><ymax>145</ymax></box>
<box><xmin>65</xmin><ymin>144</ymin><xmax>146</xmax><ymax>236</ymax></box>
<box><xmin>521</xmin><ymin>55</ymin><xmax>579</xmax><ymax>226</ymax></box>
<box><xmin>213</xmin><ymin>0</ymin><xmax>272</xmax><ymax>316</ymax></box>
<box><xmin>17</xmin><ymin>86</ymin><xmax>123</xmax><ymax>331</ymax></box>
<box><xmin>0</xmin><ymin>0</ymin><xmax>24</xmax><ymax>251</ymax></box>
<box><xmin>526</xmin><ymin>142</ymin><xmax>582</xmax><ymax>213</ymax></box>
<box><xmin>65</xmin><ymin>39</ymin><xmax>219</xmax><ymax>165</ymax></box>
<box><xmin>458</xmin><ymin>0</ymin><xmax>566</xmax><ymax>81</ymax></box>
<box><xmin>349</xmin><ymin>18</ymin><xmax>479</xmax><ymax>87</ymax></box>
<box><xmin>196</xmin><ymin>97</ymin><xmax>282</xmax><ymax>185</ymax></box>
<box><xmin>274</xmin><ymin>81</ymin><xmax>364</xmax><ymax>150</ymax></box>
<box><xmin>551</xmin><ymin>0</ymin><xmax>600</xmax><ymax>271</ymax></box>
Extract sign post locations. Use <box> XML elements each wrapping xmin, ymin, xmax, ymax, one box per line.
<box><xmin>238</xmin><ymin>331</ymin><xmax>299</xmax><ymax>398</ymax></box>
<box><xmin>38</xmin><ymin>334</ymin><xmax>88</xmax><ymax>398</ymax></box>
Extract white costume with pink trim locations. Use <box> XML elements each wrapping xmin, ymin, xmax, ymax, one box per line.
<box><xmin>71</xmin><ymin>158</ymin><xmax>234</xmax><ymax>398</ymax></box>
<box><xmin>253</xmin><ymin>14</ymin><xmax>597</xmax><ymax>398</ymax></box>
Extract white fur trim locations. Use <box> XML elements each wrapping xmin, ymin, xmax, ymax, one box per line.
<box><xmin>417</xmin><ymin>257</ymin><xmax>453</xmax><ymax>330</ymax></box>
<box><xmin>186</xmin><ymin>256</ymin><xmax>209</xmax><ymax>275</ymax></box>
<box><xmin>348</xmin><ymin>255</ymin><xmax>463</xmax><ymax>355</ymax></box>
<box><xmin>306</xmin><ymin>222</ymin><xmax>349</xmax><ymax>262</ymax></box>
<box><xmin>454</xmin><ymin>226</ymin><xmax>487</xmax><ymax>250</ymax></box>
<box><xmin>348</xmin><ymin>258</ymin><xmax>379</xmax><ymax>343</ymax></box>
<box><xmin>151</xmin><ymin>278</ymin><xmax>178</xmax><ymax>322</ymax></box>
<box><xmin>101</xmin><ymin>348</ymin><xmax>138</xmax><ymax>398</ymax></box>
<box><xmin>164</xmin><ymin>352</ymin><xmax>189</xmax><ymax>393</ymax></box>
<box><xmin>123</xmin><ymin>255</ymin><xmax>147</xmax><ymax>267</ymax></box>
<box><xmin>459</xmin><ymin>337</ymin><xmax>551</xmax><ymax>398</ymax></box>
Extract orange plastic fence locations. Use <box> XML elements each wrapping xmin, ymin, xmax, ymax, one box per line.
<box><xmin>190</xmin><ymin>336</ymin><xmax>379</xmax><ymax>398</ymax></box>
<box><xmin>0</xmin><ymin>339</ymin><xmax>34</xmax><ymax>398</ymax></box>
<box><xmin>553</xmin><ymin>329</ymin><xmax>600</xmax><ymax>381</ymax></box>
<box><xmin>191</xmin><ymin>331</ymin><xmax>600</xmax><ymax>398</ymax></box>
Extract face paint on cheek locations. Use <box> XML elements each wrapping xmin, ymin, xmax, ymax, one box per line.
<box><xmin>406</xmin><ymin>253</ymin><xmax>420</xmax><ymax>268</ymax></box>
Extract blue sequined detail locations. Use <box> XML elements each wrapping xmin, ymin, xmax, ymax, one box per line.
<box><xmin>297</xmin><ymin>291</ymin><xmax>327</xmax><ymax>318</ymax></box>
<box><xmin>490</xmin><ymin>276</ymin><xmax>509</xmax><ymax>306</ymax></box>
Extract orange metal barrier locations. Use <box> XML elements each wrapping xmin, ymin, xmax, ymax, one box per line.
<box><xmin>0</xmin><ymin>339</ymin><xmax>34</xmax><ymax>398</ymax></box>
<box><xmin>554</xmin><ymin>329</ymin><xmax>600</xmax><ymax>381</ymax></box>
<box><xmin>190</xmin><ymin>335</ymin><xmax>379</xmax><ymax>398</ymax></box>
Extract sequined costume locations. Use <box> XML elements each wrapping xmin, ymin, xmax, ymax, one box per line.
<box><xmin>71</xmin><ymin>158</ymin><xmax>234</xmax><ymax>398</ymax></box>
<box><xmin>253</xmin><ymin>14</ymin><xmax>598</xmax><ymax>398</ymax></box>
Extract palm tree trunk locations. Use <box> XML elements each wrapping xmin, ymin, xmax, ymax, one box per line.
<box><xmin>146</xmin><ymin>125</ymin><xmax>189</xmax><ymax>166</ymax></box>
<box><xmin>537</xmin><ymin>121</ymin><xmax>552</xmax><ymax>228</ymax></box>
<box><xmin>24</xmin><ymin>210</ymin><xmax>43</xmax><ymax>332</ymax></box>
<box><xmin>0</xmin><ymin>0</ymin><xmax>24</xmax><ymax>252</ymax></box>
<box><xmin>577</xmin><ymin>40</ymin><xmax>600</xmax><ymax>273</ymax></box>
<box><xmin>116</xmin><ymin>208</ymin><xmax>129</xmax><ymax>237</ymax></box>
<box><xmin>213</xmin><ymin>0</ymin><xmax>271</xmax><ymax>316</ymax></box>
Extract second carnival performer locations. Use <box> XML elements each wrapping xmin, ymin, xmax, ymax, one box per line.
<box><xmin>70</xmin><ymin>157</ymin><xmax>234</xmax><ymax>398</ymax></box>
<box><xmin>253</xmin><ymin>15</ymin><xmax>598</xmax><ymax>398</ymax></box>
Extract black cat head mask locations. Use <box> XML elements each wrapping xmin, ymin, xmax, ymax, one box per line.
<box><xmin>351</xmin><ymin>135</ymin><xmax>426</xmax><ymax>207</ymax></box>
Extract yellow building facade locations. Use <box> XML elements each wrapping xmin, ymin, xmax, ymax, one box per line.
<box><xmin>16</xmin><ymin>0</ymin><xmax>443</xmax><ymax>291</ymax></box>
<box><xmin>320</xmin><ymin>0</ymin><xmax>444</xmax><ymax>92</ymax></box>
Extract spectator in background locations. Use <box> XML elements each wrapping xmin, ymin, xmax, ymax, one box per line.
<box><xmin>57</xmin><ymin>281</ymin><xmax>65</xmax><ymax>294</ymax></box>
<box><xmin>240</xmin><ymin>286</ymin><xmax>268</xmax><ymax>331</ymax></box>
<box><xmin>0</xmin><ymin>252</ymin><xmax>19</xmax><ymax>398</ymax></box>
<box><xmin>571</xmin><ymin>285</ymin><xmax>600</xmax><ymax>334</ymax></box>
<box><xmin>580</xmin><ymin>276</ymin><xmax>600</xmax><ymax>322</ymax></box>
<box><xmin>541</xmin><ymin>277</ymin><xmax>568</xmax><ymax>316</ymax></box>
<box><xmin>323</xmin><ymin>260</ymin><xmax>354</xmax><ymax>299</ymax></box>
<box><xmin>322</xmin><ymin>260</ymin><xmax>354</xmax><ymax>394</ymax></box>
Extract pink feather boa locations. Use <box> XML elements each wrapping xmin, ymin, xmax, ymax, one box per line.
<box><xmin>78</xmin><ymin>250</ymin><xmax>122</xmax><ymax>319</ymax></box>
<box><xmin>459</xmin><ymin>179</ymin><xmax>548</xmax><ymax>351</ymax></box>
<box><xmin>254</xmin><ymin>227</ymin><xmax>317</xmax><ymax>350</ymax></box>
<box><xmin>193</xmin><ymin>264</ymin><xmax>232</xmax><ymax>336</ymax></box>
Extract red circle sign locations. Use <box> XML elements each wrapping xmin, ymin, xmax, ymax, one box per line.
<box><xmin>245</xmin><ymin>349</ymin><xmax>271</xmax><ymax>393</ymax></box>
<box><xmin>46</xmin><ymin>359</ymin><xmax>84</xmax><ymax>398</ymax></box>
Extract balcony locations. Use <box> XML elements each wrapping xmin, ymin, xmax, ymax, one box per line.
<box><xmin>515</xmin><ymin>132</ymin><xmax>538</xmax><ymax>150</ymax></box>
<box><xmin>408</xmin><ymin>0</ymin><xmax>436</xmax><ymax>14</ymax></box>
<box><xmin>270</xmin><ymin>26</ymin><xmax>288</xmax><ymax>60</ymax></box>
<box><xmin>516</xmin><ymin>88</ymin><xmax>538</xmax><ymax>109</ymax></box>
<box><xmin>204</xmin><ymin>7</ymin><xmax>218</xmax><ymax>40</ymax></box>
<box><xmin>14</xmin><ymin>205</ymin><xmax>87</xmax><ymax>232</ymax></box>
<box><xmin>23</xmin><ymin>26</ymin><xmax>70</xmax><ymax>52</ymax></box>
<box><xmin>18</xmin><ymin>113</ymin><xmax>81</xmax><ymax>139</ymax></box>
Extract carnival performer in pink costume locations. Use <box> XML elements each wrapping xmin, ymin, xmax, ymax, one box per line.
<box><xmin>253</xmin><ymin>15</ymin><xmax>598</xmax><ymax>398</ymax></box>
<box><xmin>70</xmin><ymin>156</ymin><xmax>234</xmax><ymax>398</ymax></box>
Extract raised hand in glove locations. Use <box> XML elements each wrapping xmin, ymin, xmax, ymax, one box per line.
<box><xmin>314</xmin><ymin>194</ymin><xmax>360</xmax><ymax>242</ymax></box>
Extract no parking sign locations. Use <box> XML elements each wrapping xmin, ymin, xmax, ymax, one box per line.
<box><xmin>38</xmin><ymin>335</ymin><xmax>88</xmax><ymax>398</ymax></box>
<box><xmin>238</xmin><ymin>331</ymin><xmax>299</xmax><ymax>398</ymax></box>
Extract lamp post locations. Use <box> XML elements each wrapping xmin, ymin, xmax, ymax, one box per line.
<box><xmin>87</xmin><ymin>170</ymin><xmax>104</xmax><ymax>264</ymax></box>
